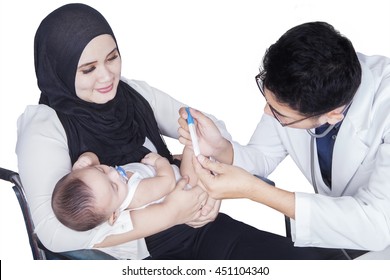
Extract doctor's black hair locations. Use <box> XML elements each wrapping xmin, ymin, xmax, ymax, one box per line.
<box><xmin>258</xmin><ymin>21</ymin><xmax>361</xmax><ymax>116</ymax></box>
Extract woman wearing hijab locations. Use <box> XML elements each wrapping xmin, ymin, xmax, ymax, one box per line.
<box><xmin>16</xmin><ymin>3</ymin><xmax>329</xmax><ymax>259</ymax></box>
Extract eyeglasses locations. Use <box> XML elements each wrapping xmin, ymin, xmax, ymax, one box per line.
<box><xmin>255</xmin><ymin>74</ymin><xmax>323</xmax><ymax>127</ymax></box>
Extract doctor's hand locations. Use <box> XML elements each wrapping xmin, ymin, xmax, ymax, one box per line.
<box><xmin>186</xmin><ymin>197</ymin><xmax>221</xmax><ymax>228</ymax></box>
<box><xmin>192</xmin><ymin>155</ymin><xmax>259</xmax><ymax>200</ymax></box>
<box><xmin>178</xmin><ymin>107</ymin><xmax>231</xmax><ymax>159</ymax></box>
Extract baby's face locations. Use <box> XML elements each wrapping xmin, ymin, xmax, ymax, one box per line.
<box><xmin>75</xmin><ymin>165</ymin><xmax>128</xmax><ymax>215</ymax></box>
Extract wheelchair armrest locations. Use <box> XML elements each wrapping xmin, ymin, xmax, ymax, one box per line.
<box><xmin>38</xmin><ymin>240</ymin><xmax>117</xmax><ymax>260</ymax></box>
<box><xmin>44</xmin><ymin>249</ymin><xmax>117</xmax><ymax>260</ymax></box>
<box><xmin>0</xmin><ymin>167</ymin><xmax>19</xmax><ymax>183</ymax></box>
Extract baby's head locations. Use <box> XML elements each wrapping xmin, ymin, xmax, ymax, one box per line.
<box><xmin>52</xmin><ymin>165</ymin><xmax>128</xmax><ymax>231</ymax></box>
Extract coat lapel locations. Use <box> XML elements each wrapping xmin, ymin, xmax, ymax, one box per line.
<box><xmin>332</xmin><ymin>120</ymin><xmax>369</xmax><ymax>195</ymax></box>
<box><xmin>331</xmin><ymin>61</ymin><xmax>374</xmax><ymax>196</ymax></box>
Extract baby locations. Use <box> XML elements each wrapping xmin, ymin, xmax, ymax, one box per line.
<box><xmin>52</xmin><ymin>151</ymin><xmax>182</xmax><ymax>231</ymax></box>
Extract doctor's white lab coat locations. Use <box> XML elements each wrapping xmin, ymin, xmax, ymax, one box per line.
<box><xmin>232</xmin><ymin>53</ymin><xmax>390</xmax><ymax>251</ymax></box>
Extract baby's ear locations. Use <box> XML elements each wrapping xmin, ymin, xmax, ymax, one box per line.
<box><xmin>108</xmin><ymin>210</ymin><xmax>120</xmax><ymax>225</ymax></box>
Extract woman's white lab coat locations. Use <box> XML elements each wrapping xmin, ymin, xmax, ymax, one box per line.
<box><xmin>232</xmin><ymin>53</ymin><xmax>390</xmax><ymax>251</ymax></box>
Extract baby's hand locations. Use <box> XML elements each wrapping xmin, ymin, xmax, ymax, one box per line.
<box><xmin>141</xmin><ymin>152</ymin><xmax>163</xmax><ymax>166</ymax></box>
<box><xmin>73</xmin><ymin>153</ymin><xmax>96</xmax><ymax>170</ymax></box>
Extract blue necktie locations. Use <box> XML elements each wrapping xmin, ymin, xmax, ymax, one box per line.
<box><xmin>315</xmin><ymin>124</ymin><xmax>339</xmax><ymax>188</ymax></box>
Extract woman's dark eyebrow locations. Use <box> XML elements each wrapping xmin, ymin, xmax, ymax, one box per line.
<box><xmin>78</xmin><ymin>61</ymin><xmax>96</xmax><ymax>69</ymax></box>
<box><xmin>77</xmin><ymin>47</ymin><xmax>118</xmax><ymax>69</ymax></box>
<box><xmin>106</xmin><ymin>47</ymin><xmax>118</xmax><ymax>57</ymax></box>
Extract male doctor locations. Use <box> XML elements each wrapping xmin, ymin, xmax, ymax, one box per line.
<box><xmin>179</xmin><ymin>22</ymin><xmax>390</xmax><ymax>259</ymax></box>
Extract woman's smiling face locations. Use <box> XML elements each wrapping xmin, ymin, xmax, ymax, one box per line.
<box><xmin>75</xmin><ymin>34</ymin><xmax>121</xmax><ymax>104</ymax></box>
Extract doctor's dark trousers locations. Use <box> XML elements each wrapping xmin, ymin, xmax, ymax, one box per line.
<box><xmin>145</xmin><ymin>212</ymin><xmax>361</xmax><ymax>260</ymax></box>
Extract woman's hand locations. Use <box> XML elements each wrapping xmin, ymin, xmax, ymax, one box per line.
<box><xmin>163</xmin><ymin>177</ymin><xmax>209</xmax><ymax>225</ymax></box>
<box><xmin>186</xmin><ymin>197</ymin><xmax>221</xmax><ymax>228</ymax></box>
<box><xmin>178</xmin><ymin>107</ymin><xmax>231</xmax><ymax>160</ymax></box>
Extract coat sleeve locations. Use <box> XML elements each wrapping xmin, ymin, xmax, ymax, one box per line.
<box><xmin>232</xmin><ymin>114</ymin><xmax>288</xmax><ymax>176</ymax></box>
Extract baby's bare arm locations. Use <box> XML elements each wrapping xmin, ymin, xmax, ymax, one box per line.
<box><xmin>93</xmin><ymin>179</ymin><xmax>206</xmax><ymax>248</ymax></box>
<box><xmin>129</xmin><ymin>153</ymin><xmax>176</xmax><ymax>209</ymax></box>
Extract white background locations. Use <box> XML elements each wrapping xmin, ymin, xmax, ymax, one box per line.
<box><xmin>1</xmin><ymin>0</ymin><xmax>389</xmax><ymax>266</ymax></box>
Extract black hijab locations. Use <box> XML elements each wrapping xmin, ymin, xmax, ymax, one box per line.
<box><xmin>34</xmin><ymin>3</ymin><xmax>172</xmax><ymax>166</ymax></box>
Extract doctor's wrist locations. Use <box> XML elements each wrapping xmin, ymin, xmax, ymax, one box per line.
<box><xmin>212</xmin><ymin>138</ymin><xmax>233</xmax><ymax>164</ymax></box>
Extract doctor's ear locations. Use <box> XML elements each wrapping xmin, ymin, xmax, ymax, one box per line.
<box><xmin>325</xmin><ymin>108</ymin><xmax>345</xmax><ymax>125</ymax></box>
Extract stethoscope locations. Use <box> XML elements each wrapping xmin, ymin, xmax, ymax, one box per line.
<box><xmin>305</xmin><ymin>101</ymin><xmax>353</xmax><ymax>259</ymax></box>
<box><xmin>307</xmin><ymin>124</ymin><xmax>336</xmax><ymax>194</ymax></box>
<box><xmin>306</xmin><ymin>100</ymin><xmax>352</xmax><ymax>193</ymax></box>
